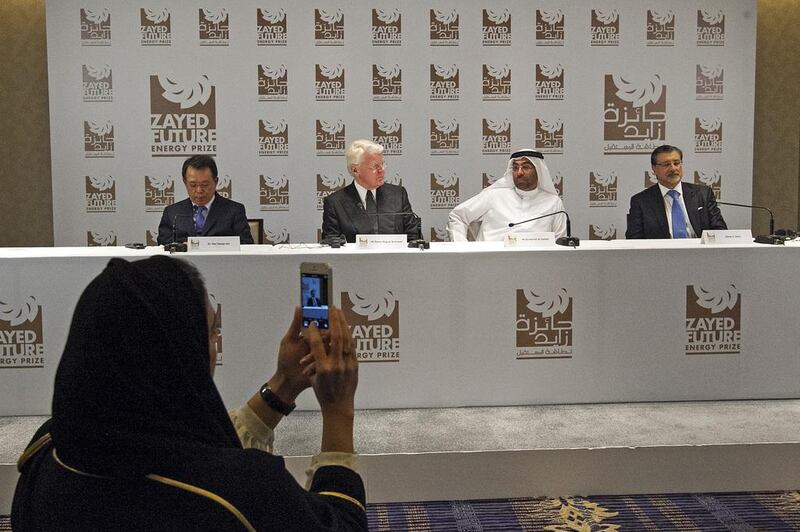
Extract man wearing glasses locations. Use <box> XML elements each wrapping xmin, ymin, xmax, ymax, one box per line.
<box><xmin>157</xmin><ymin>155</ymin><xmax>254</xmax><ymax>245</ymax></box>
<box><xmin>626</xmin><ymin>145</ymin><xmax>726</xmax><ymax>239</ymax></box>
<box><xmin>321</xmin><ymin>139</ymin><xmax>421</xmax><ymax>243</ymax></box>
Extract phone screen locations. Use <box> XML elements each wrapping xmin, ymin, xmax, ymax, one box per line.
<box><xmin>301</xmin><ymin>270</ymin><xmax>330</xmax><ymax>329</ymax></box>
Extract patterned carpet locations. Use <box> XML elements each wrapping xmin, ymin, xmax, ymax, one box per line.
<box><xmin>1</xmin><ymin>491</ymin><xmax>798</xmax><ymax>530</ymax></box>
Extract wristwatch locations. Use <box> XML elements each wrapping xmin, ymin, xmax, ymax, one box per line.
<box><xmin>259</xmin><ymin>383</ymin><xmax>296</xmax><ymax>416</ymax></box>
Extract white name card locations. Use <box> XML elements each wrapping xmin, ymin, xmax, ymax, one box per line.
<box><xmin>504</xmin><ymin>232</ymin><xmax>555</xmax><ymax>248</ymax></box>
<box><xmin>187</xmin><ymin>236</ymin><xmax>241</xmax><ymax>252</ymax></box>
<box><xmin>356</xmin><ymin>234</ymin><xmax>408</xmax><ymax>249</ymax></box>
<box><xmin>700</xmin><ymin>230</ymin><xmax>752</xmax><ymax>245</ymax></box>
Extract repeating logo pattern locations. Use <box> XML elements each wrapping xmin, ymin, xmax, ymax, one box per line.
<box><xmin>316</xmin><ymin>64</ymin><xmax>345</xmax><ymax>101</ymax></box>
<box><xmin>259</xmin><ymin>174</ymin><xmax>289</xmax><ymax>211</ymax></box>
<box><xmin>430</xmin><ymin>64</ymin><xmax>459</xmax><ymax>101</ymax></box>
<box><xmin>430</xmin><ymin>119</ymin><xmax>459</xmax><ymax>155</ymax></box>
<box><xmin>80</xmin><ymin>8</ymin><xmax>111</xmax><ymax>46</ymax></box>
<box><xmin>342</xmin><ymin>290</ymin><xmax>400</xmax><ymax>362</ymax></box>
<box><xmin>516</xmin><ymin>288</ymin><xmax>573</xmax><ymax>358</ymax></box>
<box><xmin>591</xmin><ymin>10</ymin><xmax>619</xmax><ymax>47</ymax></box>
<box><xmin>216</xmin><ymin>174</ymin><xmax>232</xmax><ymax>199</ymax></box>
<box><xmin>258</xmin><ymin>65</ymin><xmax>288</xmax><ymax>101</ymax></box>
<box><xmin>482</xmin><ymin>119</ymin><xmax>511</xmax><ymax>155</ymax></box>
<box><xmin>264</xmin><ymin>227</ymin><xmax>290</xmax><ymax>245</ymax></box>
<box><xmin>603</xmin><ymin>74</ymin><xmax>666</xmax><ymax>154</ymax></box>
<box><xmin>696</xmin><ymin>65</ymin><xmax>724</xmax><ymax>100</ymax></box>
<box><xmin>694</xmin><ymin>170</ymin><xmax>722</xmax><ymax>199</ymax></box>
<box><xmin>430</xmin><ymin>225</ymin><xmax>449</xmax><ymax>242</ymax></box>
<box><xmin>482</xmin><ymin>64</ymin><xmax>511</xmax><ymax>101</ymax></box>
<box><xmin>482</xmin><ymin>172</ymin><xmax>500</xmax><ymax>189</ymax></box>
<box><xmin>0</xmin><ymin>296</ymin><xmax>44</xmax><ymax>368</ymax></box>
<box><xmin>199</xmin><ymin>8</ymin><xmax>229</xmax><ymax>46</ymax></box>
<box><xmin>552</xmin><ymin>172</ymin><xmax>565</xmax><ymax>198</ymax></box>
<box><xmin>429</xmin><ymin>173</ymin><xmax>459</xmax><ymax>209</ymax></box>
<box><xmin>144</xmin><ymin>175</ymin><xmax>175</xmax><ymax>212</ymax></box>
<box><xmin>535</xmin><ymin>118</ymin><xmax>564</xmax><ymax>154</ymax></box>
<box><xmin>646</xmin><ymin>10</ymin><xmax>675</xmax><ymax>46</ymax></box>
<box><xmin>316</xmin><ymin>173</ymin><xmax>347</xmax><ymax>210</ymax></box>
<box><xmin>372</xmin><ymin>64</ymin><xmax>402</xmax><ymax>101</ymax></box>
<box><xmin>208</xmin><ymin>293</ymin><xmax>223</xmax><ymax>364</ymax></box>
<box><xmin>536</xmin><ymin>9</ymin><xmax>564</xmax><ymax>46</ymax></box>
<box><xmin>694</xmin><ymin>117</ymin><xmax>723</xmax><ymax>153</ymax></box>
<box><xmin>482</xmin><ymin>9</ymin><xmax>511</xmax><ymax>46</ymax></box>
<box><xmin>644</xmin><ymin>170</ymin><xmax>659</xmax><ymax>188</ymax></box>
<box><xmin>372</xmin><ymin>9</ymin><xmax>401</xmax><ymax>46</ymax></box>
<box><xmin>85</xmin><ymin>175</ymin><xmax>116</xmax><ymax>212</ymax></box>
<box><xmin>697</xmin><ymin>10</ymin><xmax>725</xmax><ymax>46</ymax></box>
<box><xmin>536</xmin><ymin>64</ymin><xmax>564</xmax><ymax>100</ymax></box>
<box><xmin>257</xmin><ymin>9</ymin><xmax>287</xmax><ymax>46</ymax></box>
<box><xmin>87</xmin><ymin>230</ymin><xmax>117</xmax><ymax>246</ymax></box>
<box><xmin>140</xmin><ymin>8</ymin><xmax>171</xmax><ymax>46</ymax></box>
<box><xmin>315</xmin><ymin>9</ymin><xmax>344</xmax><ymax>46</ymax></box>
<box><xmin>82</xmin><ymin>64</ymin><xmax>113</xmax><ymax>102</ymax></box>
<box><xmin>430</xmin><ymin>9</ymin><xmax>459</xmax><ymax>46</ymax></box>
<box><xmin>686</xmin><ymin>284</ymin><xmax>741</xmax><ymax>354</ymax></box>
<box><xmin>373</xmin><ymin>119</ymin><xmax>402</xmax><ymax>155</ymax></box>
<box><xmin>83</xmin><ymin>120</ymin><xmax>114</xmax><ymax>158</ymax></box>
<box><xmin>316</xmin><ymin>120</ymin><xmax>346</xmax><ymax>156</ymax></box>
<box><xmin>259</xmin><ymin>120</ymin><xmax>289</xmax><ymax>156</ymax></box>
<box><xmin>589</xmin><ymin>171</ymin><xmax>618</xmax><ymax>207</ymax></box>
<box><xmin>589</xmin><ymin>224</ymin><xmax>617</xmax><ymax>240</ymax></box>
<box><xmin>150</xmin><ymin>74</ymin><xmax>217</xmax><ymax>157</ymax></box>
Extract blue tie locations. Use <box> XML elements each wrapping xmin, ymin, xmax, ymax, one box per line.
<box><xmin>194</xmin><ymin>205</ymin><xmax>207</xmax><ymax>234</ymax></box>
<box><xmin>667</xmin><ymin>189</ymin><xmax>688</xmax><ymax>238</ymax></box>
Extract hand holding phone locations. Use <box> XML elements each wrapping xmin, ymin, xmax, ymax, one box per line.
<box><xmin>300</xmin><ymin>262</ymin><xmax>332</xmax><ymax>329</ymax></box>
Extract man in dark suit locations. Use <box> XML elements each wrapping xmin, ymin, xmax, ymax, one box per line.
<box><xmin>626</xmin><ymin>145</ymin><xmax>726</xmax><ymax>239</ymax></box>
<box><xmin>157</xmin><ymin>155</ymin><xmax>254</xmax><ymax>245</ymax></box>
<box><xmin>321</xmin><ymin>139</ymin><xmax>421</xmax><ymax>243</ymax></box>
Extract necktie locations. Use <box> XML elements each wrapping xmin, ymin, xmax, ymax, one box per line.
<box><xmin>667</xmin><ymin>189</ymin><xmax>688</xmax><ymax>238</ymax></box>
<box><xmin>365</xmin><ymin>190</ymin><xmax>378</xmax><ymax>233</ymax></box>
<box><xmin>194</xmin><ymin>205</ymin><xmax>207</xmax><ymax>234</ymax></box>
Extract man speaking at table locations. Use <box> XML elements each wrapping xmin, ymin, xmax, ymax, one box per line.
<box><xmin>321</xmin><ymin>139</ymin><xmax>420</xmax><ymax>243</ymax></box>
<box><xmin>157</xmin><ymin>155</ymin><xmax>254</xmax><ymax>245</ymax></box>
<box><xmin>625</xmin><ymin>145</ymin><xmax>726</xmax><ymax>239</ymax></box>
<box><xmin>447</xmin><ymin>149</ymin><xmax>566</xmax><ymax>241</ymax></box>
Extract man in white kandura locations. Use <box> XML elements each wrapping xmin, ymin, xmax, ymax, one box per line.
<box><xmin>447</xmin><ymin>149</ymin><xmax>567</xmax><ymax>241</ymax></box>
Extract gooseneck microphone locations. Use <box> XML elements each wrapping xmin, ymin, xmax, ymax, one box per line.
<box><xmin>716</xmin><ymin>201</ymin><xmax>775</xmax><ymax>236</ymax></box>
<box><xmin>508</xmin><ymin>210</ymin><xmax>580</xmax><ymax>247</ymax></box>
<box><xmin>164</xmin><ymin>213</ymin><xmax>192</xmax><ymax>253</ymax></box>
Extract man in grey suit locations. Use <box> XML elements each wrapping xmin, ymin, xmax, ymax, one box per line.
<box><xmin>321</xmin><ymin>139</ymin><xmax>420</xmax><ymax>243</ymax></box>
<box><xmin>157</xmin><ymin>155</ymin><xmax>254</xmax><ymax>245</ymax></box>
<box><xmin>626</xmin><ymin>145</ymin><xmax>726</xmax><ymax>239</ymax></box>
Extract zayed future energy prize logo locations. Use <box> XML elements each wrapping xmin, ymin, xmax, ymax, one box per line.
<box><xmin>87</xmin><ymin>230</ymin><xmax>117</xmax><ymax>247</ymax></box>
<box><xmin>589</xmin><ymin>223</ymin><xmax>617</xmax><ymax>240</ymax></box>
<box><xmin>516</xmin><ymin>288</ymin><xmax>573</xmax><ymax>359</ymax></box>
<box><xmin>372</xmin><ymin>9</ymin><xmax>401</xmax><ymax>46</ymax></box>
<box><xmin>536</xmin><ymin>64</ymin><xmax>564</xmax><ymax>101</ymax></box>
<box><xmin>535</xmin><ymin>119</ymin><xmax>564</xmax><ymax>154</ymax></box>
<box><xmin>82</xmin><ymin>64</ymin><xmax>113</xmax><ymax>102</ymax></box>
<box><xmin>215</xmin><ymin>174</ymin><xmax>231</xmax><ymax>199</ymax></box>
<box><xmin>536</xmin><ymin>9</ymin><xmax>564</xmax><ymax>46</ymax></box>
<box><xmin>591</xmin><ymin>9</ymin><xmax>619</xmax><ymax>46</ymax></box>
<box><xmin>430</xmin><ymin>64</ymin><xmax>459</xmax><ymax>101</ymax></box>
<box><xmin>694</xmin><ymin>170</ymin><xmax>723</xmax><ymax>199</ymax></box>
<box><xmin>686</xmin><ymin>284</ymin><xmax>741</xmax><ymax>355</ymax></box>
<box><xmin>373</xmin><ymin>64</ymin><xmax>401</xmax><ymax>101</ymax></box>
<box><xmin>373</xmin><ymin>119</ymin><xmax>402</xmax><ymax>155</ymax></box>
<box><xmin>646</xmin><ymin>10</ymin><xmax>675</xmax><ymax>46</ymax></box>
<box><xmin>644</xmin><ymin>170</ymin><xmax>659</xmax><ymax>188</ymax></box>
<box><xmin>342</xmin><ymin>290</ymin><xmax>400</xmax><ymax>362</ymax></box>
<box><xmin>258</xmin><ymin>120</ymin><xmax>289</xmax><ymax>156</ymax></box>
<box><xmin>144</xmin><ymin>175</ymin><xmax>175</xmax><ymax>212</ymax></box>
<box><xmin>316</xmin><ymin>120</ymin><xmax>346</xmax><ymax>156</ymax></box>
<box><xmin>316</xmin><ymin>64</ymin><xmax>345</xmax><ymax>101</ymax></box>
<box><xmin>430</xmin><ymin>225</ymin><xmax>449</xmax><ymax>242</ymax></box>
<box><xmin>696</xmin><ymin>65</ymin><xmax>724</xmax><ymax>100</ymax></box>
<box><xmin>603</xmin><ymin>73</ymin><xmax>666</xmax><ymax>154</ymax></box>
<box><xmin>482</xmin><ymin>172</ymin><xmax>500</xmax><ymax>189</ymax></box>
<box><xmin>430</xmin><ymin>118</ymin><xmax>459</xmax><ymax>155</ymax></box>
<box><xmin>315</xmin><ymin>9</ymin><xmax>344</xmax><ymax>46</ymax></box>
<box><xmin>208</xmin><ymin>293</ymin><xmax>223</xmax><ymax>365</ymax></box>
<box><xmin>258</xmin><ymin>65</ymin><xmax>288</xmax><ymax>101</ymax></box>
<box><xmin>257</xmin><ymin>9</ymin><xmax>287</xmax><ymax>46</ymax></box>
<box><xmin>482</xmin><ymin>9</ymin><xmax>511</xmax><ymax>46</ymax></box>
<box><xmin>697</xmin><ymin>10</ymin><xmax>725</xmax><ymax>46</ymax></box>
<box><xmin>695</xmin><ymin>117</ymin><xmax>723</xmax><ymax>153</ymax></box>
<box><xmin>84</xmin><ymin>120</ymin><xmax>114</xmax><ymax>158</ymax></box>
<box><xmin>430</xmin><ymin>9</ymin><xmax>458</xmax><ymax>46</ymax></box>
<box><xmin>264</xmin><ymin>227</ymin><xmax>290</xmax><ymax>245</ymax></box>
<box><xmin>199</xmin><ymin>8</ymin><xmax>229</xmax><ymax>46</ymax></box>
<box><xmin>150</xmin><ymin>74</ymin><xmax>216</xmax><ymax>157</ymax></box>
<box><xmin>259</xmin><ymin>174</ymin><xmax>290</xmax><ymax>211</ymax></box>
<box><xmin>140</xmin><ymin>8</ymin><xmax>171</xmax><ymax>46</ymax></box>
<box><xmin>482</xmin><ymin>119</ymin><xmax>511</xmax><ymax>155</ymax></box>
<box><xmin>589</xmin><ymin>171</ymin><xmax>618</xmax><ymax>207</ymax></box>
<box><xmin>146</xmin><ymin>229</ymin><xmax>159</xmax><ymax>246</ymax></box>
<box><xmin>85</xmin><ymin>175</ymin><xmax>116</xmax><ymax>212</ymax></box>
<box><xmin>483</xmin><ymin>64</ymin><xmax>511</xmax><ymax>101</ymax></box>
<box><xmin>316</xmin><ymin>173</ymin><xmax>346</xmax><ymax>210</ymax></box>
<box><xmin>552</xmin><ymin>172</ymin><xmax>564</xmax><ymax>198</ymax></box>
<box><xmin>430</xmin><ymin>173</ymin><xmax>460</xmax><ymax>209</ymax></box>
<box><xmin>0</xmin><ymin>296</ymin><xmax>44</xmax><ymax>368</ymax></box>
<box><xmin>80</xmin><ymin>8</ymin><xmax>111</xmax><ymax>46</ymax></box>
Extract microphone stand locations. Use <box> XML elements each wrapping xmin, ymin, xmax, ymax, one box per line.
<box><xmin>716</xmin><ymin>201</ymin><xmax>779</xmax><ymax>244</ymax></box>
<box><xmin>508</xmin><ymin>210</ymin><xmax>580</xmax><ymax>247</ymax></box>
<box><xmin>164</xmin><ymin>214</ymin><xmax>189</xmax><ymax>253</ymax></box>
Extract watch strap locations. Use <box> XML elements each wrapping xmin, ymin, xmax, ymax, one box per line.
<box><xmin>259</xmin><ymin>383</ymin><xmax>296</xmax><ymax>416</ymax></box>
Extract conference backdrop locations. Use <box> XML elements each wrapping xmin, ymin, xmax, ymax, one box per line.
<box><xmin>46</xmin><ymin>1</ymin><xmax>755</xmax><ymax>246</ymax></box>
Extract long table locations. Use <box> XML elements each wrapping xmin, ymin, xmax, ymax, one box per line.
<box><xmin>1</xmin><ymin>240</ymin><xmax>799</xmax><ymax>415</ymax></box>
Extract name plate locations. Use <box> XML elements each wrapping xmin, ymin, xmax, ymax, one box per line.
<box><xmin>504</xmin><ymin>232</ymin><xmax>555</xmax><ymax>248</ymax></box>
<box><xmin>356</xmin><ymin>234</ymin><xmax>408</xmax><ymax>249</ymax></box>
<box><xmin>700</xmin><ymin>230</ymin><xmax>752</xmax><ymax>245</ymax></box>
<box><xmin>187</xmin><ymin>236</ymin><xmax>241</xmax><ymax>252</ymax></box>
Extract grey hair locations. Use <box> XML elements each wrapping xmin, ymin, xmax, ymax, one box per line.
<box><xmin>345</xmin><ymin>139</ymin><xmax>384</xmax><ymax>176</ymax></box>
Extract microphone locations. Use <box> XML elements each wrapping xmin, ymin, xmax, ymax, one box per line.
<box><xmin>716</xmin><ymin>201</ymin><xmax>777</xmax><ymax>244</ymax></box>
<box><xmin>508</xmin><ymin>210</ymin><xmax>580</xmax><ymax>247</ymax></box>
<box><xmin>359</xmin><ymin>202</ymin><xmax>424</xmax><ymax>242</ymax></box>
<box><xmin>164</xmin><ymin>213</ymin><xmax>192</xmax><ymax>253</ymax></box>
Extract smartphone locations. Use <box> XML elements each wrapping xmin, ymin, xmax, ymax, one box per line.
<box><xmin>300</xmin><ymin>262</ymin><xmax>332</xmax><ymax>329</ymax></box>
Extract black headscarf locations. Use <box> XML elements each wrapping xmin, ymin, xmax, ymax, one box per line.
<box><xmin>50</xmin><ymin>256</ymin><xmax>241</xmax><ymax>477</ymax></box>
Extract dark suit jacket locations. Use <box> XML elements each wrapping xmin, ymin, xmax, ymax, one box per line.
<box><xmin>625</xmin><ymin>182</ymin><xmax>727</xmax><ymax>239</ymax></box>
<box><xmin>157</xmin><ymin>194</ymin><xmax>254</xmax><ymax>245</ymax></box>
<box><xmin>321</xmin><ymin>182</ymin><xmax>421</xmax><ymax>243</ymax></box>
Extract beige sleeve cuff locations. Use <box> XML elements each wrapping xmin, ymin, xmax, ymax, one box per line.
<box><xmin>229</xmin><ymin>404</ymin><xmax>275</xmax><ymax>453</ymax></box>
<box><xmin>304</xmin><ymin>452</ymin><xmax>360</xmax><ymax>490</ymax></box>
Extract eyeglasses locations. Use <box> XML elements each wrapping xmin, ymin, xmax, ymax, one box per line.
<box><xmin>361</xmin><ymin>162</ymin><xmax>387</xmax><ymax>172</ymax></box>
<box><xmin>654</xmin><ymin>160</ymin><xmax>683</xmax><ymax>169</ymax></box>
<box><xmin>511</xmin><ymin>163</ymin><xmax>535</xmax><ymax>172</ymax></box>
